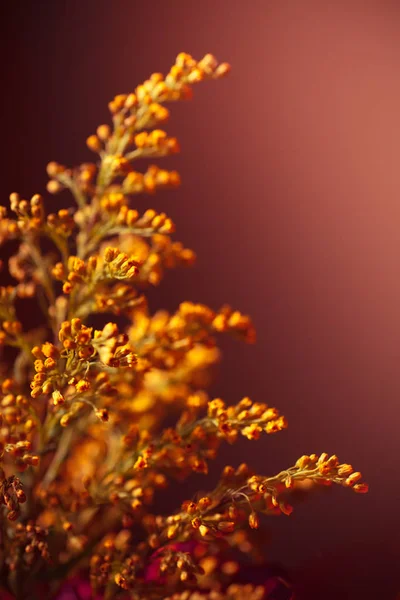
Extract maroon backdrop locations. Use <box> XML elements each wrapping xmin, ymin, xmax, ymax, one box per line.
<box><xmin>1</xmin><ymin>1</ymin><xmax>399</xmax><ymax>598</ymax></box>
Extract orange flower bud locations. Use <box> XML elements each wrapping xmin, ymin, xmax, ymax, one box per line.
<box><xmin>280</xmin><ymin>502</ymin><xmax>293</xmax><ymax>516</ymax></box>
<box><xmin>218</xmin><ymin>521</ymin><xmax>235</xmax><ymax>533</ymax></box>
<box><xmin>134</xmin><ymin>456</ymin><xmax>147</xmax><ymax>470</ymax></box>
<box><xmin>52</xmin><ymin>390</ymin><xmax>64</xmax><ymax>406</ymax></box>
<box><xmin>191</xmin><ymin>517</ymin><xmax>201</xmax><ymax>529</ymax></box>
<box><xmin>199</xmin><ymin>524</ymin><xmax>210</xmax><ymax>537</ymax></box>
<box><xmin>86</xmin><ymin>135</ymin><xmax>102</xmax><ymax>152</ymax></box>
<box><xmin>167</xmin><ymin>524</ymin><xmax>179</xmax><ymax>539</ymax></box>
<box><xmin>337</xmin><ymin>464</ymin><xmax>353</xmax><ymax>477</ymax></box>
<box><xmin>345</xmin><ymin>472</ymin><xmax>362</xmax><ymax>487</ymax></box>
<box><xmin>248</xmin><ymin>512</ymin><xmax>259</xmax><ymax>529</ymax></box>
<box><xmin>353</xmin><ymin>483</ymin><xmax>369</xmax><ymax>494</ymax></box>
<box><xmin>197</xmin><ymin>497</ymin><xmax>212</xmax><ymax>511</ymax></box>
<box><xmin>97</xmin><ymin>124</ymin><xmax>111</xmax><ymax>140</ymax></box>
<box><xmin>75</xmin><ymin>379</ymin><xmax>90</xmax><ymax>393</ymax></box>
<box><xmin>95</xmin><ymin>408</ymin><xmax>109</xmax><ymax>422</ymax></box>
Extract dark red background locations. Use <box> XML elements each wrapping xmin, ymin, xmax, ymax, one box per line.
<box><xmin>1</xmin><ymin>1</ymin><xmax>399</xmax><ymax>598</ymax></box>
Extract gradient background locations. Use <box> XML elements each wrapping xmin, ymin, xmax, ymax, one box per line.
<box><xmin>1</xmin><ymin>1</ymin><xmax>399</xmax><ymax>598</ymax></box>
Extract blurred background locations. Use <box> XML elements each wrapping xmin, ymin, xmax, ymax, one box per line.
<box><xmin>1</xmin><ymin>0</ymin><xmax>399</xmax><ymax>598</ymax></box>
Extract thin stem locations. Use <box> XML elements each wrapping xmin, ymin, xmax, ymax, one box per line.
<box><xmin>58</xmin><ymin>174</ymin><xmax>87</xmax><ymax>210</ymax></box>
<box><xmin>41</xmin><ymin>427</ymin><xmax>74</xmax><ymax>487</ymax></box>
<box><xmin>45</xmin><ymin>228</ymin><xmax>70</xmax><ymax>267</ymax></box>
<box><xmin>77</xmin><ymin>221</ymin><xmax>114</xmax><ymax>260</ymax></box>
<box><xmin>124</xmin><ymin>148</ymin><xmax>169</xmax><ymax>161</ymax></box>
<box><xmin>29</xmin><ymin>241</ymin><xmax>56</xmax><ymax>312</ymax></box>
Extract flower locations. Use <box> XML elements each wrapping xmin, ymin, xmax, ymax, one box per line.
<box><xmin>0</xmin><ymin>52</ymin><xmax>367</xmax><ymax>599</ymax></box>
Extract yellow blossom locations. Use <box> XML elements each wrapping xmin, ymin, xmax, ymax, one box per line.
<box><xmin>0</xmin><ymin>52</ymin><xmax>368</xmax><ymax>600</ymax></box>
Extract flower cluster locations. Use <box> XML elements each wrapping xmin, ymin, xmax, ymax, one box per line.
<box><xmin>0</xmin><ymin>53</ymin><xmax>367</xmax><ymax>600</ymax></box>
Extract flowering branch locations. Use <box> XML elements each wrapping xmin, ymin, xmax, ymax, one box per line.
<box><xmin>0</xmin><ymin>52</ymin><xmax>367</xmax><ymax>600</ymax></box>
